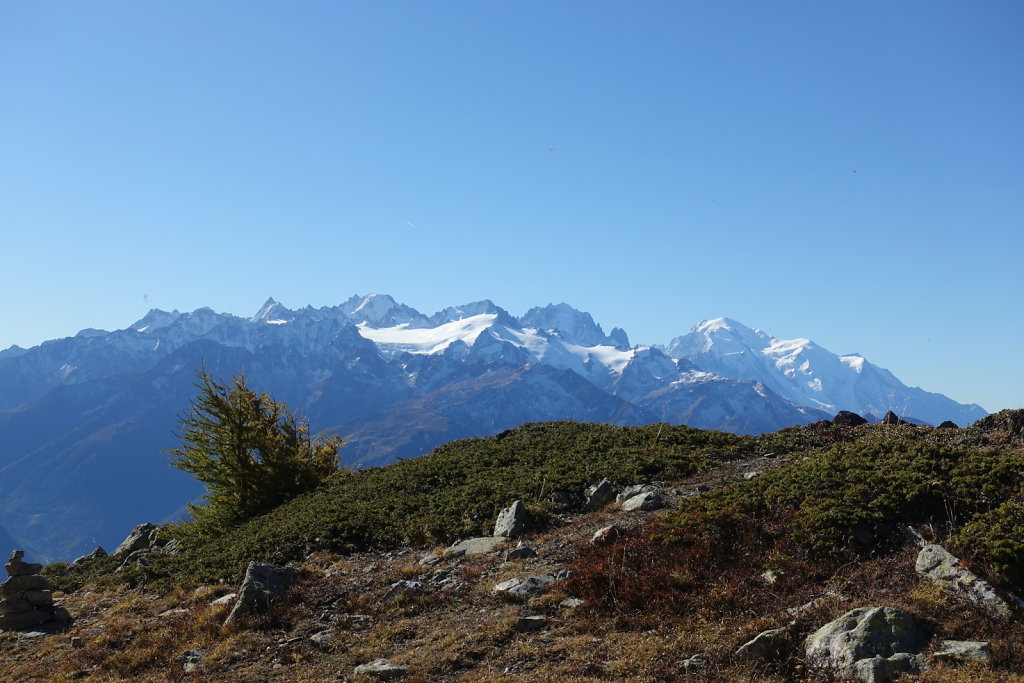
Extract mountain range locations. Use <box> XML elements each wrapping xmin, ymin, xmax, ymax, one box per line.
<box><xmin>0</xmin><ymin>294</ymin><xmax>986</xmax><ymax>561</ymax></box>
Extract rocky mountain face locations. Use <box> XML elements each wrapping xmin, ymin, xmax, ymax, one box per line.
<box><xmin>0</xmin><ymin>295</ymin><xmax>984</xmax><ymax>561</ymax></box>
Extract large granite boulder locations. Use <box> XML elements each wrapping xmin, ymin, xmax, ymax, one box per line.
<box><xmin>805</xmin><ymin>607</ymin><xmax>927</xmax><ymax>682</ymax></box>
<box><xmin>223</xmin><ymin>562</ymin><xmax>300</xmax><ymax>626</ymax></box>
<box><xmin>915</xmin><ymin>544</ymin><xmax>1011</xmax><ymax>619</ymax></box>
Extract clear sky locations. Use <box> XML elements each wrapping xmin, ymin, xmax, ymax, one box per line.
<box><xmin>1</xmin><ymin>2</ymin><xmax>1021</xmax><ymax>412</ymax></box>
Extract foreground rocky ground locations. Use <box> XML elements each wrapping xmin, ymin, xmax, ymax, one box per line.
<box><xmin>4</xmin><ymin>415</ymin><xmax>1024</xmax><ymax>682</ymax></box>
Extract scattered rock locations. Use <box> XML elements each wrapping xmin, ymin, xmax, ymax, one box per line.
<box><xmin>382</xmin><ymin>580</ymin><xmax>423</xmax><ymax>601</ymax></box>
<box><xmin>113</xmin><ymin>523</ymin><xmax>159</xmax><ymax>556</ymax></box>
<box><xmin>418</xmin><ymin>553</ymin><xmax>441</xmax><ymax>567</ymax></box>
<box><xmin>494</xmin><ymin>500</ymin><xmax>527</xmax><ymax>538</ymax></box>
<box><xmin>621</xmin><ymin>491</ymin><xmax>663</xmax><ymax>512</ymax></box>
<box><xmin>70</xmin><ymin>636</ymin><xmax>83</xmax><ymax>648</ymax></box>
<box><xmin>158</xmin><ymin>608</ymin><xmax>188</xmax><ymax>618</ymax></box>
<box><xmin>177</xmin><ymin>648</ymin><xmax>205</xmax><ymax>673</ymax></box>
<box><xmin>583</xmin><ymin>479</ymin><xmax>617</xmax><ymax>512</ymax></box>
<box><xmin>761</xmin><ymin>569</ymin><xmax>781</xmax><ymax>585</ymax></box>
<box><xmin>805</xmin><ymin>606</ymin><xmax>927</xmax><ymax>682</ymax></box>
<box><xmin>915</xmin><ymin>544</ymin><xmax>1011</xmax><ymax>619</ymax></box>
<box><xmin>210</xmin><ymin>592</ymin><xmax>238</xmax><ymax>606</ymax></box>
<box><xmin>932</xmin><ymin>640</ymin><xmax>991</xmax><ymax>664</ymax></box>
<box><xmin>833</xmin><ymin>410</ymin><xmax>869</xmax><ymax>427</ymax></box>
<box><xmin>549</xmin><ymin>490</ymin><xmax>573</xmax><ymax>508</ymax></box>
<box><xmin>616</xmin><ymin>484</ymin><xmax>655</xmax><ymax>502</ymax></box>
<box><xmin>852</xmin><ymin>652</ymin><xmax>927</xmax><ymax>683</ymax></box>
<box><xmin>223</xmin><ymin>562</ymin><xmax>300</xmax><ymax>626</ymax></box>
<box><xmin>444</xmin><ymin>537</ymin><xmax>507</xmax><ymax>557</ymax></box>
<box><xmin>680</xmin><ymin>654</ymin><xmax>706</xmax><ymax>672</ymax></box>
<box><xmin>514</xmin><ymin>615</ymin><xmax>548</xmax><ymax>633</ymax></box>
<box><xmin>736</xmin><ymin>626</ymin><xmax>790</xmax><ymax>660</ymax></box>
<box><xmin>493</xmin><ymin>574</ymin><xmax>556</xmax><ymax>599</ymax></box>
<box><xmin>743</xmin><ymin>471</ymin><xmax>761</xmax><ymax>480</ymax></box>
<box><xmin>310</xmin><ymin>629</ymin><xmax>334</xmax><ymax>645</ymax></box>
<box><xmin>354</xmin><ymin>658</ymin><xmax>408</xmax><ymax>679</ymax></box>
<box><xmin>881</xmin><ymin>411</ymin><xmax>908</xmax><ymax>426</ymax></box>
<box><xmin>590</xmin><ymin>525</ymin><xmax>619</xmax><ymax>546</ymax></box>
<box><xmin>70</xmin><ymin>547</ymin><xmax>107</xmax><ymax>567</ymax></box>
<box><xmin>560</xmin><ymin>597</ymin><xmax>585</xmax><ymax>608</ymax></box>
<box><xmin>504</xmin><ymin>545</ymin><xmax>537</xmax><ymax>561</ymax></box>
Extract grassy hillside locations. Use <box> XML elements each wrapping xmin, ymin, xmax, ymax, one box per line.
<box><xmin>15</xmin><ymin>412</ymin><xmax>1024</xmax><ymax>681</ymax></box>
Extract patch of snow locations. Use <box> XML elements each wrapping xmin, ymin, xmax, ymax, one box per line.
<box><xmin>358</xmin><ymin>314</ymin><xmax>497</xmax><ymax>354</ymax></box>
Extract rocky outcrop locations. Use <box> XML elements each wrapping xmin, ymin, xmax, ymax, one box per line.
<box><xmin>805</xmin><ymin>607</ymin><xmax>927</xmax><ymax>682</ymax></box>
<box><xmin>936</xmin><ymin>420</ymin><xmax>959</xmax><ymax>429</ymax></box>
<box><xmin>834</xmin><ymin>410</ymin><xmax>869</xmax><ymax>427</ymax></box>
<box><xmin>493</xmin><ymin>501</ymin><xmax>526</xmax><ymax>538</ymax></box>
<box><xmin>114</xmin><ymin>523</ymin><xmax>159</xmax><ymax>556</ymax></box>
<box><xmin>0</xmin><ymin>551</ymin><xmax>71</xmax><ymax>631</ymax></box>
<box><xmin>915</xmin><ymin>544</ymin><xmax>1012</xmax><ymax>619</ymax></box>
<box><xmin>70</xmin><ymin>546</ymin><xmax>107</xmax><ymax>567</ymax></box>
<box><xmin>223</xmin><ymin>562</ymin><xmax>300</xmax><ymax>626</ymax></box>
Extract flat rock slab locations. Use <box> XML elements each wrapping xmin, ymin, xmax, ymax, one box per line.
<box><xmin>445</xmin><ymin>537</ymin><xmax>507</xmax><ymax>557</ymax></box>
<box><xmin>916</xmin><ymin>544</ymin><xmax>1011</xmax><ymax>619</ymax></box>
<box><xmin>932</xmin><ymin>640</ymin><xmax>991</xmax><ymax>663</ymax></box>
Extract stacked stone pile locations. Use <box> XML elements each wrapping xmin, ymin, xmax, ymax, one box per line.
<box><xmin>0</xmin><ymin>550</ymin><xmax>70</xmax><ymax>631</ymax></box>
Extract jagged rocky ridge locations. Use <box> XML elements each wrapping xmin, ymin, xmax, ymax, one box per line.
<box><xmin>0</xmin><ymin>295</ymin><xmax>986</xmax><ymax>561</ymax></box>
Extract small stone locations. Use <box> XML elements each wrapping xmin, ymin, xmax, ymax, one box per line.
<box><xmin>177</xmin><ymin>648</ymin><xmax>205</xmax><ymax>673</ymax></box>
<box><xmin>353</xmin><ymin>658</ymin><xmax>408</xmax><ymax>679</ymax></box>
<box><xmin>590</xmin><ymin>525</ymin><xmax>619</xmax><ymax>546</ymax></box>
<box><xmin>616</xmin><ymin>484</ymin><xmax>655</xmax><ymax>502</ymax></box>
<box><xmin>932</xmin><ymin>640</ymin><xmax>991</xmax><ymax>663</ymax></box>
<box><xmin>504</xmin><ymin>545</ymin><xmax>537</xmax><ymax>561</ymax></box>
<box><xmin>493</xmin><ymin>574</ymin><xmax>555</xmax><ymax>599</ymax></box>
<box><xmin>761</xmin><ymin>569</ymin><xmax>781</xmax><ymax>585</ymax></box>
<box><xmin>223</xmin><ymin>562</ymin><xmax>301</xmax><ymax>626</ymax></box>
<box><xmin>382</xmin><ymin>580</ymin><xmax>422</xmax><ymax>601</ymax></box>
<box><xmin>743</xmin><ymin>471</ymin><xmax>761</xmax><ymax>480</ymax></box>
<box><xmin>71</xmin><ymin>636</ymin><xmax>83</xmax><ymax>648</ymax></box>
<box><xmin>158</xmin><ymin>608</ymin><xmax>189</xmax><ymax>618</ymax></box>
<box><xmin>737</xmin><ymin>626</ymin><xmax>790</xmax><ymax>660</ymax></box>
<box><xmin>681</xmin><ymin>654</ymin><xmax>706</xmax><ymax>672</ymax></box>
<box><xmin>560</xmin><ymin>597</ymin><xmax>585</xmax><ymax>608</ymax></box>
<box><xmin>418</xmin><ymin>553</ymin><xmax>441</xmax><ymax>567</ymax></box>
<box><xmin>210</xmin><ymin>593</ymin><xmax>238</xmax><ymax>606</ymax></box>
<box><xmin>310</xmin><ymin>629</ymin><xmax>334</xmax><ymax>645</ymax></box>
<box><xmin>514</xmin><ymin>615</ymin><xmax>547</xmax><ymax>633</ymax></box>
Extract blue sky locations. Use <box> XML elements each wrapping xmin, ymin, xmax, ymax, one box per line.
<box><xmin>1</xmin><ymin>1</ymin><xmax>1021</xmax><ymax>412</ymax></box>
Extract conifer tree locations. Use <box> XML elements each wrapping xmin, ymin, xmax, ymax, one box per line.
<box><xmin>166</xmin><ymin>370</ymin><xmax>342</xmax><ymax>533</ymax></box>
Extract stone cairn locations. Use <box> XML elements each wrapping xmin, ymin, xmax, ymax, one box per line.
<box><xmin>0</xmin><ymin>550</ymin><xmax>70</xmax><ymax>631</ymax></box>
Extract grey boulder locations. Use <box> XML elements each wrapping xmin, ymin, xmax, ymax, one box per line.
<box><xmin>493</xmin><ymin>500</ymin><xmax>527</xmax><ymax>538</ymax></box>
<box><xmin>805</xmin><ymin>607</ymin><xmax>927</xmax><ymax>682</ymax></box>
<box><xmin>915</xmin><ymin>544</ymin><xmax>1012</xmax><ymax>619</ymax></box>
<box><xmin>223</xmin><ymin>562</ymin><xmax>300</xmax><ymax>626</ymax></box>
